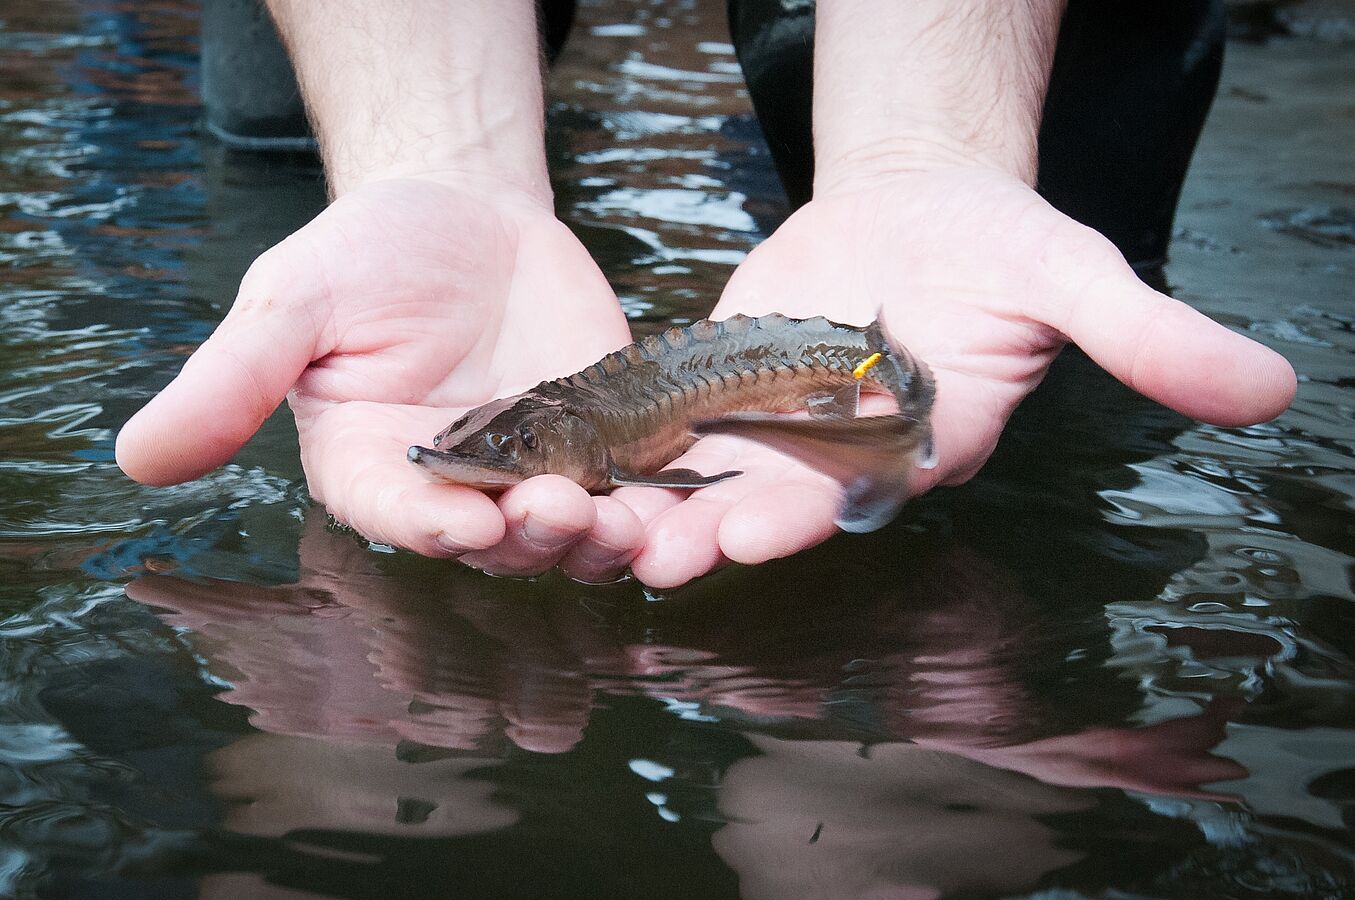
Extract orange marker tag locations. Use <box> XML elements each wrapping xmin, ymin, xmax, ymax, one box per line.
<box><xmin>853</xmin><ymin>352</ymin><xmax>883</xmax><ymax>380</ymax></box>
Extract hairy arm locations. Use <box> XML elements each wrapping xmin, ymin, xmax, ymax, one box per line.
<box><xmin>266</xmin><ymin>0</ymin><xmax>550</xmax><ymax>199</ymax></box>
<box><xmin>813</xmin><ymin>0</ymin><xmax>1064</xmax><ymax>188</ymax></box>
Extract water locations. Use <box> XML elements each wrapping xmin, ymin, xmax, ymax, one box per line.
<box><xmin>1</xmin><ymin>1</ymin><xmax>1353</xmax><ymax>897</ymax></box>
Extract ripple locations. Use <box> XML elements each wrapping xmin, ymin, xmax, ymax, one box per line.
<box><xmin>1260</xmin><ymin>205</ymin><xmax>1355</xmax><ymax>249</ymax></box>
<box><xmin>581</xmin><ymin>187</ymin><xmax>756</xmax><ymax>231</ymax></box>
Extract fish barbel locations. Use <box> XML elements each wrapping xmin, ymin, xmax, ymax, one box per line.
<box><xmin>408</xmin><ymin>313</ymin><xmax>935</xmax><ymax>532</ymax></box>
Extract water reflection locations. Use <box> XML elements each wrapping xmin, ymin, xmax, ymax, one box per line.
<box><xmin>119</xmin><ymin>508</ymin><xmax>1260</xmax><ymax>896</ymax></box>
<box><xmin>2</xmin><ymin>0</ymin><xmax>1354</xmax><ymax>896</ymax></box>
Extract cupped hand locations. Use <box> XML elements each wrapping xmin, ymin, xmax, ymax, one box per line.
<box><xmin>117</xmin><ymin>177</ymin><xmax>642</xmax><ymax>578</ymax></box>
<box><xmin>618</xmin><ymin>168</ymin><xmax>1298</xmax><ymax>587</ymax></box>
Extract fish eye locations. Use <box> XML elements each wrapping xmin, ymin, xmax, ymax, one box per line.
<box><xmin>519</xmin><ymin>428</ymin><xmax>539</xmax><ymax>450</ymax></box>
<box><xmin>485</xmin><ymin>433</ymin><xmax>512</xmax><ymax>453</ymax></box>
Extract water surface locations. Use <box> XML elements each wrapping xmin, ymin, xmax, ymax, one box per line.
<box><xmin>1</xmin><ymin>1</ymin><xmax>1353</xmax><ymax>897</ymax></box>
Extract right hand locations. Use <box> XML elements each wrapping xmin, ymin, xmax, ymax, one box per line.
<box><xmin>116</xmin><ymin>176</ymin><xmax>645</xmax><ymax>579</ymax></box>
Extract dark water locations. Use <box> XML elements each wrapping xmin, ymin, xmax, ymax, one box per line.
<box><xmin>2</xmin><ymin>1</ymin><xmax>1354</xmax><ymax>897</ymax></box>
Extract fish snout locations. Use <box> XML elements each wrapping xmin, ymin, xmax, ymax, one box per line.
<box><xmin>407</xmin><ymin>444</ymin><xmax>529</xmax><ymax>490</ymax></box>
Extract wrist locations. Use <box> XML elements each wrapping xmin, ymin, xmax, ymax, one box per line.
<box><xmin>812</xmin><ymin>0</ymin><xmax>1064</xmax><ymax>195</ymax></box>
<box><xmin>265</xmin><ymin>0</ymin><xmax>551</xmax><ymax>202</ymax></box>
<box><xmin>812</xmin><ymin>134</ymin><xmax>1030</xmax><ymax>198</ymax></box>
<box><xmin>338</xmin><ymin>168</ymin><xmax>556</xmax><ymax>216</ymax></box>
<box><xmin>326</xmin><ymin>134</ymin><xmax>551</xmax><ymax>204</ymax></box>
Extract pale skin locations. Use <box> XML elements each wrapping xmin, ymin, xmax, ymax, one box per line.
<box><xmin>116</xmin><ymin>0</ymin><xmax>1297</xmax><ymax>587</ymax></box>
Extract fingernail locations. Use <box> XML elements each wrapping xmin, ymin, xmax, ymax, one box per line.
<box><xmin>577</xmin><ymin>542</ymin><xmax>637</xmax><ymax>572</ymax></box>
<box><xmin>435</xmin><ymin>532</ymin><xmax>473</xmax><ymax>555</ymax></box>
<box><xmin>521</xmin><ymin>515</ymin><xmax>579</xmax><ymax>551</ymax></box>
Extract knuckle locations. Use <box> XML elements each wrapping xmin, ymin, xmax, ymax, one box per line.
<box><xmin>1040</xmin><ymin>220</ymin><xmax>1125</xmax><ymax>287</ymax></box>
<box><xmin>235</xmin><ymin>253</ymin><xmax>287</xmax><ymax>309</ymax></box>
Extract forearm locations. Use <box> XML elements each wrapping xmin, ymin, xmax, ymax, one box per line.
<box><xmin>265</xmin><ymin>0</ymin><xmax>550</xmax><ymax>199</ymax></box>
<box><xmin>813</xmin><ymin>0</ymin><xmax>1065</xmax><ymax>191</ymax></box>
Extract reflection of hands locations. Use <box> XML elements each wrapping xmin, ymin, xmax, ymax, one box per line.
<box><xmin>117</xmin><ymin>177</ymin><xmax>651</xmax><ymax>581</ymax></box>
<box><xmin>127</xmin><ymin>512</ymin><xmax>1251</xmax><ymax>803</ymax></box>
<box><xmin>712</xmin><ymin>706</ymin><xmax>1245</xmax><ymax>900</ymax></box>
<box><xmin>618</xmin><ymin>170</ymin><xmax>1297</xmax><ymax>586</ymax></box>
<box><xmin>713</xmin><ymin>736</ymin><xmax>1088</xmax><ymax>900</ymax></box>
<box><xmin>127</xmin><ymin>510</ymin><xmax>628</xmax><ymax>754</ymax></box>
<box><xmin>935</xmin><ymin>700</ymin><xmax>1247</xmax><ymax>801</ymax></box>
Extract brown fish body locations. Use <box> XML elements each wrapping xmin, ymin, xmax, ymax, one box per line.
<box><xmin>409</xmin><ymin>313</ymin><xmax>936</xmax><ymax>532</ymax></box>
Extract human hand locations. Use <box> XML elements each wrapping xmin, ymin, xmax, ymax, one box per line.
<box><xmin>616</xmin><ymin>169</ymin><xmax>1297</xmax><ymax>586</ymax></box>
<box><xmin>116</xmin><ymin>176</ymin><xmax>646</xmax><ymax>579</ymax></box>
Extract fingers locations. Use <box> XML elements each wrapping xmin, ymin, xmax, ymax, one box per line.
<box><xmin>116</xmin><ymin>255</ymin><xmax>329</xmax><ymax>485</ymax></box>
<box><xmin>302</xmin><ymin>403</ymin><xmax>641</xmax><ymax>578</ymax></box>
<box><xmin>557</xmin><ymin>496</ymin><xmax>644</xmax><ymax>583</ymax></box>
<box><xmin>629</xmin><ymin>479</ymin><xmax>837</xmax><ymax>589</ymax></box>
<box><xmin>623</xmin><ymin>439</ymin><xmax>843</xmax><ymax>589</ymax></box>
<box><xmin>458</xmin><ymin>475</ymin><xmax>599</xmax><ymax>577</ymax></box>
<box><xmin>1049</xmin><ymin>225</ymin><xmax>1297</xmax><ymax>427</ymax></box>
<box><xmin>628</xmin><ymin>494</ymin><xmax>731</xmax><ymax>590</ymax></box>
<box><xmin>716</xmin><ymin>481</ymin><xmax>841</xmax><ymax>565</ymax></box>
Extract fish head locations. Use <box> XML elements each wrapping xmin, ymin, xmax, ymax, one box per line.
<box><xmin>409</xmin><ymin>396</ymin><xmax>609</xmax><ymax>490</ymax></box>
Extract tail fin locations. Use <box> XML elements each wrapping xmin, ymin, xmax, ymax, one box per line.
<box><xmin>864</xmin><ymin>316</ymin><xmax>935</xmax><ymax>421</ymax></box>
<box><xmin>865</xmin><ymin>313</ymin><xmax>937</xmax><ymax>471</ymax></box>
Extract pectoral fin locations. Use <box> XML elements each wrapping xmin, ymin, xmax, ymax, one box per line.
<box><xmin>806</xmin><ymin>382</ymin><xmax>861</xmax><ymax>419</ymax></box>
<box><xmin>608</xmin><ymin>466</ymin><xmax>743</xmax><ymax>489</ymax></box>
<box><xmin>692</xmin><ymin>413</ymin><xmax>926</xmax><ymax>533</ymax></box>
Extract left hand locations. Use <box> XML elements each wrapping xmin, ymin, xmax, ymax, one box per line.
<box><xmin>612</xmin><ymin>168</ymin><xmax>1296</xmax><ymax>587</ymax></box>
<box><xmin>116</xmin><ymin>176</ymin><xmax>643</xmax><ymax>580</ymax></box>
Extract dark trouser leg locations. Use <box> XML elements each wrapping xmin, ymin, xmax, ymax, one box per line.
<box><xmin>727</xmin><ymin>0</ymin><xmax>1227</xmax><ymax>270</ymax></box>
<box><xmin>726</xmin><ymin>0</ymin><xmax>817</xmax><ymax>211</ymax></box>
<box><xmin>200</xmin><ymin>0</ymin><xmax>312</xmax><ymax>150</ymax></box>
<box><xmin>200</xmin><ymin>0</ymin><xmax>579</xmax><ymax>151</ymax></box>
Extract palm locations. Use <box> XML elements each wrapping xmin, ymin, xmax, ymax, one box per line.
<box><xmin>614</xmin><ymin>169</ymin><xmax>1294</xmax><ymax>586</ymax></box>
<box><xmin>719</xmin><ymin>170</ymin><xmax>1069</xmax><ymax>488</ymax></box>
<box><xmin>275</xmin><ymin>180</ymin><xmax>632</xmax><ymax>543</ymax></box>
<box><xmin>278</xmin><ymin>180</ymin><xmax>627</xmax><ymax>408</ymax></box>
<box><xmin>119</xmin><ymin>177</ymin><xmax>637</xmax><ymax>572</ymax></box>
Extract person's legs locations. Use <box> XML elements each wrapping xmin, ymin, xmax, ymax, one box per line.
<box><xmin>1039</xmin><ymin>0</ymin><xmax>1226</xmax><ymax>269</ymax></box>
<box><xmin>726</xmin><ymin>0</ymin><xmax>816</xmax><ymax>211</ymax></box>
<box><xmin>727</xmin><ymin>0</ymin><xmax>1227</xmax><ymax>269</ymax></box>
<box><xmin>200</xmin><ymin>0</ymin><xmax>313</xmax><ymax>150</ymax></box>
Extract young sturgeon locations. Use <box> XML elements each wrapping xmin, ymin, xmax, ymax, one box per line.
<box><xmin>408</xmin><ymin>313</ymin><xmax>936</xmax><ymax>532</ymax></box>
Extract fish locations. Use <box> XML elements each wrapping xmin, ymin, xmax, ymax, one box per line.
<box><xmin>408</xmin><ymin>313</ymin><xmax>936</xmax><ymax>532</ymax></box>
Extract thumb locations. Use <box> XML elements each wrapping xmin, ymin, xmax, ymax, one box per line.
<box><xmin>116</xmin><ymin>262</ymin><xmax>326</xmax><ymax>485</ymax></box>
<box><xmin>1053</xmin><ymin>228</ymin><xmax>1297</xmax><ymax>427</ymax></box>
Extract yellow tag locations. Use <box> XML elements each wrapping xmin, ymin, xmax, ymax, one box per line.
<box><xmin>852</xmin><ymin>352</ymin><xmax>883</xmax><ymax>380</ymax></box>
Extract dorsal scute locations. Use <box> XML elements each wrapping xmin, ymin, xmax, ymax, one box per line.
<box><xmin>640</xmin><ymin>333</ymin><xmax>666</xmax><ymax>358</ymax></box>
<box><xmin>660</xmin><ymin>325</ymin><xmax>689</xmax><ymax>350</ymax></box>
<box><xmin>796</xmin><ymin>315</ymin><xmax>834</xmax><ymax>331</ymax></box>
<box><xmin>716</xmin><ymin>314</ymin><xmax>756</xmax><ymax>336</ymax></box>
<box><xmin>688</xmin><ymin>319</ymin><xmax>719</xmax><ymax>342</ymax></box>
<box><xmin>600</xmin><ymin>351</ymin><xmax>628</xmax><ymax>376</ymax></box>
<box><xmin>621</xmin><ymin>343</ymin><xmax>649</xmax><ymax>366</ymax></box>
